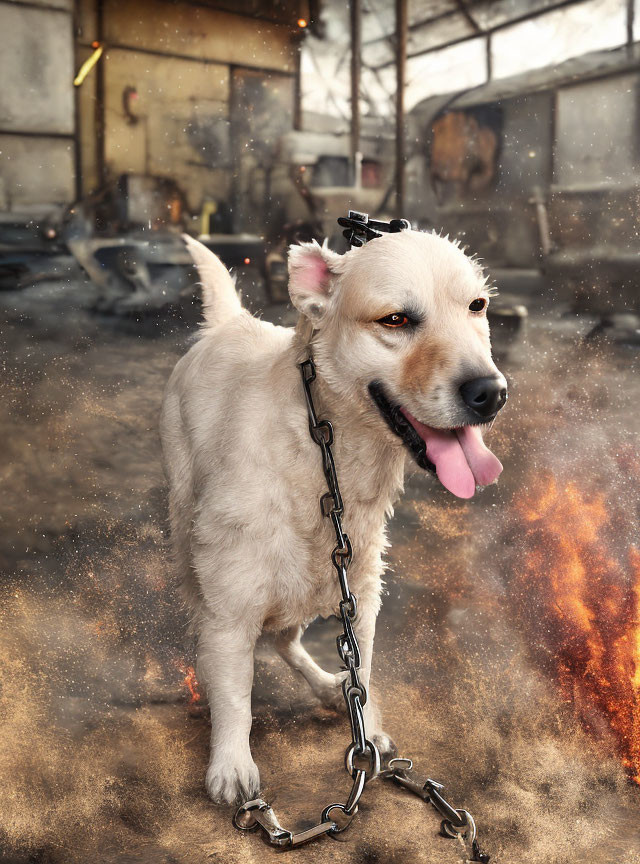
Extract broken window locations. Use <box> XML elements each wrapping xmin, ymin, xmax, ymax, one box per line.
<box><xmin>429</xmin><ymin>106</ymin><xmax>502</xmax><ymax>203</ymax></box>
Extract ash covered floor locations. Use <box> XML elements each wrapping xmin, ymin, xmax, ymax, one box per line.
<box><xmin>1</xmin><ymin>271</ymin><xmax>639</xmax><ymax>864</ymax></box>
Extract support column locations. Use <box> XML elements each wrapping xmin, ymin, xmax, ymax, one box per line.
<box><xmin>95</xmin><ymin>0</ymin><xmax>106</xmax><ymax>188</ymax></box>
<box><xmin>350</xmin><ymin>0</ymin><xmax>361</xmax><ymax>173</ymax></box>
<box><xmin>395</xmin><ymin>0</ymin><xmax>407</xmax><ymax>213</ymax></box>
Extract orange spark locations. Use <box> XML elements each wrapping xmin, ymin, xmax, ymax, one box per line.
<box><xmin>180</xmin><ymin>665</ymin><xmax>201</xmax><ymax>705</ymax></box>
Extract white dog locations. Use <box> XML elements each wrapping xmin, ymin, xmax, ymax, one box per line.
<box><xmin>160</xmin><ymin>228</ymin><xmax>507</xmax><ymax>803</ymax></box>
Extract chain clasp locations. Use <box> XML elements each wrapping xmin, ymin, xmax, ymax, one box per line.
<box><xmin>382</xmin><ymin>759</ymin><xmax>490</xmax><ymax>863</ymax></box>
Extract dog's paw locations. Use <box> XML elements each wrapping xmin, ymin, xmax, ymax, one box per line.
<box><xmin>371</xmin><ymin>731</ymin><xmax>397</xmax><ymax>763</ymax></box>
<box><xmin>314</xmin><ymin>671</ymin><xmax>349</xmax><ymax>712</ymax></box>
<box><xmin>206</xmin><ymin>753</ymin><xmax>260</xmax><ymax>804</ymax></box>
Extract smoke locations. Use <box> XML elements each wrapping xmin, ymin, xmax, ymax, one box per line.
<box><xmin>1</xmin><ymin>287</ymin><xmax>639</xmax><ymax>862</ymax></box>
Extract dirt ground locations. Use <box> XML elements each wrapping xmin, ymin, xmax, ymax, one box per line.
<box><xmin>1</xmin><ymin>266</ymin><xmax>639</xmax><ymax>864</ymax></box>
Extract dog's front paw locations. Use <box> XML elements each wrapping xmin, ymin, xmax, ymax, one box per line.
<box><xmin>363</xmin><ymin>699</ymin><xmax>395</xmax><ymax>760</ymax></box>
<box><xmin>371</xmin><ymin>731</ymin><xmax>397</xmax><ymax>764</ymax></box>
<box><xmin>206</xmin><ymin>752</ymin><xmax>260</xmax><ymax>804</ymax></box>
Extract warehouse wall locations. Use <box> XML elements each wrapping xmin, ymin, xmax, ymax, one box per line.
<box><xmin>0</xmin><ymin>0</ymin><xmax>301</xmax><ymax>213</ymax></box>
<box><xmin>76</xmin><ymin>0</ymin><xmax>299</xmax><ymax>214</ymax></box>
<box><xmin>0</xmin><ymin>0</ymin><xmax>75</xmax><ymax>209</ymax></box>
<box><xmin>102</xmin><ymin>49</ymin><xmax>231</xmax><ymax>212</ymax></box>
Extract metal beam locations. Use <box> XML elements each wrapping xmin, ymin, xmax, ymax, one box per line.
<box><xmin>454</xmin><ymin>0</ymin><xmax>481</xmax><ymax>33</ymax></box>
<box><xmin>395</xmin><ymin>0</ymin><xmax>407</xmax><ymax>213</ymax></box>
<box><xmin>350</xmin><ymin>0</ymin><xmax>361</xmax><ymax>165</ymax></box>
<box><xmin>363</xmin><ymin>6</ymin><xmax>458</xmax><ymax>47</ymax></box>
<box><xmin>81</xmin><ymin>39</ymin><xmax>296</xmax><ymax>78</ymax></box>
<box><xmin>0</xmin><ymin>0</ymin><xmax>69</xmax><ymax>13</ymax></box>
<box><xmin>0</xmin><ymin>129</ymin><xmax>75</xmax><ymax>139</ymax></box>
<box><xmin>293</xmin><ymin>32</ymin><xmax>303</xmax><ymax>130</ymax></box>
<box><xmin>372</xmin><ymin>0</ymin><xmax>588</xmax><ymax>71</ymax></box>
<box><xmin>95</xmin><ymin>0</ymin><xmax>106</xmax><ymax>189</ymax></box>
<box><xmin>73</xmin><ymin>0</ymin><xmax>84</xmax><ymax>199</ymax></box>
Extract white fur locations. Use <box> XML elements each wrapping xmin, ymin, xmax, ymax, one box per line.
<box><xmin>160</xmin><ymin>230</ymin><xmax>502</xmax><ymax>803</ymax></box>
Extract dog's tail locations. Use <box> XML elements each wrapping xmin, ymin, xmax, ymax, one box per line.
<box><xmin>182</xmin><ymin>234</ymin><xmax>242</xmax><ymax>325</ymax></box>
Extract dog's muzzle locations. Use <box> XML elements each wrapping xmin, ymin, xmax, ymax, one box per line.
<box><xmin>368</xmin><ymin>381</ymin><xmax>435</xmax><ymax>472</ymax></box>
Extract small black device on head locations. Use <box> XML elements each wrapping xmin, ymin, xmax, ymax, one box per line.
<box><xmin>338</xmin><ymin>210</ymin><xmax>411</xmax><ymax>248</ymax></box>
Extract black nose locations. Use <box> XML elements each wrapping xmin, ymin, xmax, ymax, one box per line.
<box><xmin>460</xmin><ymin>376</ymin><xmax>508</xmax><ymax>419</ymax></box>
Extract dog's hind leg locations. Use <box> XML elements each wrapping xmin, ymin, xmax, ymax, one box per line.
<box><xmin>197</xmin><ymin>615</ymin><xmax>261</xmax><ymax>803</ymax></box>
<box><xmin>160</xmin><ymin>392</ymin><xmax>200</xmax><ymax>608</ymax></box>
<box><xmin>275</xmin><ymin>625</ymin><xmax>346</xmax><ymax>711</ymax></box>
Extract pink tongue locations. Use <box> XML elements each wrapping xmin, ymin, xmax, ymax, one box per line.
<box><xmin>402</xmin><ymin>411</ymin><xmax>502</xmax><ymax>499</ymax></box>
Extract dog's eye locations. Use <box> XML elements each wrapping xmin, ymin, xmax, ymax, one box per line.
<box><xmin>469</xmin><ymin>298</ymin><xmax>487</xmax><ymax>313</ymax></box>
<box><xmin>377</xmin><ymin>313</ymin><xmax>409</xmax><ymax>328</ymax></box>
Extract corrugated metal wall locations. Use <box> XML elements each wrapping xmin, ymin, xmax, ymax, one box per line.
<box><xmin>0</xmin><ymin>0</ymin><xmax>75</xmax><ymax>209</ymax></box>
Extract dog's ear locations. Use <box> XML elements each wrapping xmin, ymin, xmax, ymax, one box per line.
<box><xmin>288</xmin><ymin>240</ymin><xmax>344</xmax><ymax>322</ymax></box>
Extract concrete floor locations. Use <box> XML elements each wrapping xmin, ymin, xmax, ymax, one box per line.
<box><xmin>1</xmin><ymin>267</ymin><xmax>639</xmax><ymax>864</ymax></box>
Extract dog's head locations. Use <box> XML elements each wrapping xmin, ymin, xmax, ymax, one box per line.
<box><xmin>288</xmin><ymin>230</ymin><xmax>507</xmax><ymax>498</ymax></box>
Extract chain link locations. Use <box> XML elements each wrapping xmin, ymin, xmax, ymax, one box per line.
<box><xmin>234</xmin><ymin>357</ymin><xmax>378</xmax><ymax>845</ymax></box>
<box><xmin>233</xmin><ymin>355</ymin><xmax>490</xmax><ymax>862</ymax></box>
<box><xmin>300</xmin><ymin>357</ymin><xmax>377</xmax><ymax>800</ymax></box>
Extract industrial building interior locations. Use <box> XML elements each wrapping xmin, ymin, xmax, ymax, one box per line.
<box><xmin>1</xmin><ymin>1</ymin><xmax>639</xmax><ymax>862</ymax></box>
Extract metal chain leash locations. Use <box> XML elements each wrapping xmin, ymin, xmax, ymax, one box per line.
<box><xmin>233</xmin><ymin>355</ymin><xmax>490</xmax><ymax>862</ymax></box>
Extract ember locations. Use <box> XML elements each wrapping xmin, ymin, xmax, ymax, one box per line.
<box><xmin>515</xmin><ymin>474</ymin><xmax>640</xmax><ymax>784</ymax></box>
<box><xmin>180</xmin><ymin>665</ymin><xmax>201</xmax><ymax>705</ymax></box>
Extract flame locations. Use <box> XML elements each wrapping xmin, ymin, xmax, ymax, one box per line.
<box><xmin>179</xmin><ymin>665</ymin><xmax>201</xmax><ymax>705</ymax></box>
<box><xmin>516</xmin><ymin>474</ymin><xmax>640</xmax><ymax>783</ymax></box>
